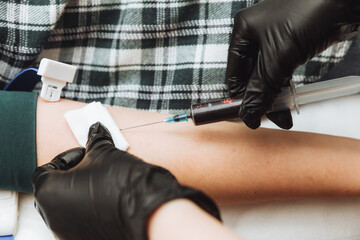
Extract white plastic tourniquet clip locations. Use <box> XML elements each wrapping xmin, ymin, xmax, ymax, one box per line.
<box><xmin>38</xmin><ymin>58</ymin><xmax>77</xmax><ymax>102</ymax></box>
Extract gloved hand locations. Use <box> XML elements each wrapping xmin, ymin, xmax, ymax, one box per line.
<box><xmin>32</xmin><ymin>122</ymin><xmax>220</xmax><ymax>240</ymax></box>
<box><xmin>227</xmin><ymin>0</ymin><xmax>360</xmax><ymax>129</ymax></box>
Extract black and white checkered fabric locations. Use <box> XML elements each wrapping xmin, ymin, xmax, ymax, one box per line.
<box><xmin>0</xmin><ymin>0</ymin><xmax>352</xmax><ymax>113</ymax></box>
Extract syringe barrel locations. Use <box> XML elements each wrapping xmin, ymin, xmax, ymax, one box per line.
<box><xmin>189</xmin><ymin>87</ymin><xmax>294</xmax><ymax>126</ymax></box>
<box><xmin>190</xmin><ymin>98</ymin><xmax>243</xmax><ymax>125</ymax></box>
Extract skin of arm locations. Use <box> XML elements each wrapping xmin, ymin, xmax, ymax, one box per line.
<box><xmin>37</xmin><ymin>97</ymin><xmax>360</xmax><ymax>205</ymax></box>
<box><xmin>148</xmin><ymin>199</ymin><xmax>242</xmax><ymax>240</ymax></box>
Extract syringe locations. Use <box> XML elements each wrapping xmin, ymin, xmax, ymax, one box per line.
<box><xmin>120</xmin><ymin>76</ymin><xmax>360</xmax><ymax>130</ymax></box>
<box><xmin>163</xmin><ymin>94</ymin><xmax>293</xmax><ymax>126</ymax></box>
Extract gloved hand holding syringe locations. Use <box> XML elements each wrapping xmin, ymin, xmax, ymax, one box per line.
<box><xmin>121</xmin><ymin>76</ymin><xmax>360</xmax><ymax>130</ymax></box>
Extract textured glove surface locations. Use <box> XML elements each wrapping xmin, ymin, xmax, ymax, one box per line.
<box><xmin>32</xmin><ymin>122</ymin><xmax>220</xmax><ymax>240</ymax></box>
<box><xmin>227</xmin><ymin>0</ymin><xmax>360</xmax><ymax>129</ymax></box>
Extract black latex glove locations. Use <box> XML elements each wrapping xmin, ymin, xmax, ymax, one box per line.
<box><xmin>227</xmin><ymin>0</ymin><xmax>360</xmax><ymax>129</ymax></box>
<box><xmin>32</xmin><ymin>122</ymin><xmax>220</xmax><ymax>240</ymax></box>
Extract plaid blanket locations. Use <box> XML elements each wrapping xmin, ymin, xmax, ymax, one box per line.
<box><xmin>0</xmin><ymin>0</ymin><xmax>352</xmax><ymax>113</ymax></box>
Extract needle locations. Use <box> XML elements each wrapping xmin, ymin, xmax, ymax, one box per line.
<box><xmin>119</xmin><ymin>112</ymin><xmax>190</xmax><ymax>131</ymax></box>
<box><xmin>119</xmin><ymin>121</ymin><xmax>164</xmax><ymax>131</ymax></box>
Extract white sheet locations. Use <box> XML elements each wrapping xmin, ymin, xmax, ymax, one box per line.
<box><xmin>15</xmin><ymin>94</ymin><xmax>360</xmax><ymax>239</ymax></box>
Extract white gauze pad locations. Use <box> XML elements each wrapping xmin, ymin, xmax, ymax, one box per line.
<box><xmin>64</xmin><ymin>102</ymin><xmax>129</xmax><ymax>151</ymax></box>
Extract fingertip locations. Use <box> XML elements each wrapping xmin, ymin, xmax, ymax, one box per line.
<box><xmin>86</xmin><ymin>122</ymin><xmax>114</xmax><ymax>150</ymax></box>
<box><xmin>266</xmin><ymin>110</ymin><xmax>293</xmax><ymax>130</ymax></box>
<box><xmin>51</xmin><ymin>147</ymin><xmax>86</xmax><ymax>170</ymax></box>
<box><xmin>243</xmin><ymin>118</ymin><xmax>261</xmax><ymax>129</ymax></box>
<box><xmin>239</xmin><ymin>104</ymin><xmax>263</xmax><ymax>130</ymax></box>
<box><xmin>88</xmin><ymin>122</ymin><xmax>111</xmax><ymax>139</ymax></box>
<box><xmin>58</xmin><ymin>147</ymin><xmax>86</xmax><ymax>168</ymax></box>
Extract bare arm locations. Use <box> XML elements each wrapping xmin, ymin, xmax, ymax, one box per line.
<box><xmin>148</xmin><ymin>199</ymin><xmax>242</xmax><ymax>240</ymax></box>
<box><xmin>37</xmin><ymin>97</ymin><xmax>360</xmax><ymax>204</ymax></box>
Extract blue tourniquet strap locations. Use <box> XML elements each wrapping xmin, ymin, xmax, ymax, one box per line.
<box><xmin>4</xmin><ymin>69</ymin><xmax>40</xmax><ymax>92</ymax></box>
<box><xmin>0</xmin><ymin>235</ymin><xmax>14</xmax><ymax>240</ymax></box>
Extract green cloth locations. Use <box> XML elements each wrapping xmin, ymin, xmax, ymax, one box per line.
<box><xmin>0</xmin><ymin>91</ymin><xmax>37</xmax><ymax>193</ymax></box>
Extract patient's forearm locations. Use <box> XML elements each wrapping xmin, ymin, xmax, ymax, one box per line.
<box><xmin>37</xmin><ymin>97</ymin><xmax>360</xmax><ymax>204</ymax></box>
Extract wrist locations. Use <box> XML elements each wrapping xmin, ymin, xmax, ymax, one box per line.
<box><xmin>147</xmin><ymin>198</ymin><xmax>196</xmax><ymax>239</ymax></box>
<box><xmin>148</xmin><ymin>199</ymin><xmax>240</xmax><ymax>240</ymax></box>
